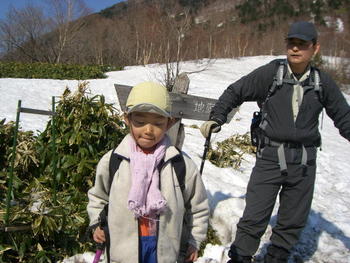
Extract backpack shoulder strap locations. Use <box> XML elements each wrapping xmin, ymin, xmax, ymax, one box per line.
<box><xmin>313</xmin><ymin>68</ymin><xmax>323</xmax><ymax>103</ymax></box>
<box><xmin>275</xmin><ymin>60</ymin><xmax>286</xmax><ymax>87</ymax></box>
<box><xmin>171</xmin><ymin>147</ymin><xmax>186</xmax><ymax>194</ymax></box>
<box><xmin>268</xmin><ymin>61</ymin><xmax>285</xmax><ymax>97</ymax></box>
<box><xmin>310</xmin><ymin>67</ymin><xmax>324</xmax><ymax>148</ymax></box>
<box><xmin>108</xmin><ymin>150</ymin><xmax>124</xmax><ymax>195</ymax></box>
<box><xmin>304</xmin><ymin>66</ymin><xmax>323</xmax><ymax>104</ymax></box>
<box><xmin>259</xmin><ymin>60</ymin><xmax>286</xmax><ymax>109</ymax></box>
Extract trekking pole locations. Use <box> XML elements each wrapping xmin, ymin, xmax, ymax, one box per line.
<box><xmin>199</xmin><ymin>129</ymin><xmax>212</xmax><ymax>175</ymax></box>
<box><xmin>92</xmin><ymin>243</ymin><xmax>104</xmax><ymax>263</ymax></box>
<box><xmin>92</xmin><ymin>206</ymin><xmax>109</xmax><ymax>263</ymax></box>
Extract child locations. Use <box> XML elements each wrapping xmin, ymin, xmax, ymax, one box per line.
<box><xmin>87</xmin><ymin>81</ymin><xmax>209</xmax><ymax>263</ymax></box>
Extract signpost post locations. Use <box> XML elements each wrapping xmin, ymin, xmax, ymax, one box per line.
<box><xmin>4</xmin><ymin>98</ymin><xmax>57</xmax><ymax>228</ymax></box>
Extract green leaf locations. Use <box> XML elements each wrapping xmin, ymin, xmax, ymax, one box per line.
<box><xmin>0</xmin><ymin>245</ymin><xmax>12</xmax><ymax>254</ymax></box>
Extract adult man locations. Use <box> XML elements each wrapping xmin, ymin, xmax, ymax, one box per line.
<box><xmin>200</xmin><ymin>21</ymin><xmax>350</xmax><ymax>263</ymax></box>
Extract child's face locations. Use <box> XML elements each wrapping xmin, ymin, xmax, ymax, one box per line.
<box><xmin>125</xmin><ymin>112</ymin><xmax>172</xmax><ymax>151</ymax></box>
<box><xmin>286</xmin><ymin>38</ymin><xmax>320</xmax><ymax>72</ymax></box>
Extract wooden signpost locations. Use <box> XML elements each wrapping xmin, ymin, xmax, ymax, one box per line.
<box><xmin>166</xmin><ymin>73</ymin><xmax>190</xmax><ymax>148</ymax></box>
<box><xmin>114</xmin><ymin>74</ymin><xmax>237</xmax><ymax>149</ymax></box>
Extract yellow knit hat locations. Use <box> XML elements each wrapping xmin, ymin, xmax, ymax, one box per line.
<box><xmin>126</xmin><ymin>81</ymin><xmax>171</xmax><ymax>117</ymax></box>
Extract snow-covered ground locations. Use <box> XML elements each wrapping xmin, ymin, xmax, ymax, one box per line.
<box><xmin>1</xmin><ymin>56</ymin><xmax>349</xmax><ymax>263</ymax></box>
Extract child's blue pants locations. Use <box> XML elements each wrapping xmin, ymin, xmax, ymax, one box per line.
<box><xmin>139</xmin><ymin>236</ymin><xmax>157</xmax><ymax>263</ymax></box>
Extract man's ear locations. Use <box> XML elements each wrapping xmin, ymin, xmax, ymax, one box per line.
<box><xmin>124</xmin><ymin>113</ymin><xmax>130</xmax><ymax>127</ymax></box>
<box><xmin>313</xmin><ymin>43</ymin><xmax>320</xmax><ymax>56</ymax></box>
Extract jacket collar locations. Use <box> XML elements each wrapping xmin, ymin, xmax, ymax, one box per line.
<box><xmin>287</xmin><ymin>62</ymin><xmax>311</xmax><ymax>82</ymax></box>
<box><xmin>114</xmin><ymin>134</ymin><xmax>181</xmax><ymax>162</ymax></box>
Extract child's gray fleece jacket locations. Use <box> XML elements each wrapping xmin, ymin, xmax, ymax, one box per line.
<box><xmin>87</xmin><ymin>134</ymin><xmax>209</xmax><ymax>263</ymax></box>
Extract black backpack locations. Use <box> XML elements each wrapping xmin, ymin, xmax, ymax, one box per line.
<box><xmin>100</xmin><ymin>147</ymin><xmax>187</xmax><ymax>263</ymax></box>
<box><xmin>250</xmin><ymin>59</ymin><xmax>323</xmax><ymax>148</ymax></box>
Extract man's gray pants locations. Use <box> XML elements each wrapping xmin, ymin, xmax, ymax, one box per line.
<box><xmin>233</xmin><ymin>155</ymin><xmax>316</xmax><ymax>256</ymax></box>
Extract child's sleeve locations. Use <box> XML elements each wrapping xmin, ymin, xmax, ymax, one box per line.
<box><xmin>183</xmin><ymin>158</ymin><xmax>210</xmax><ymax>250</ymax></box>
<box><xmin>87</xmin><ymin>150</ymin><xmax>112</xmax><ymax>226</ymax></box>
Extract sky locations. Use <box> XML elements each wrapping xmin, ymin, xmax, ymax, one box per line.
<box><xmin>1</xmin><ymin>56</ymin><xmax>350</xmax><ymax>263</ymax></box>
<box><xmin>0</xmin><ymin>0</ymin><xmax>125</xmax><ymax>20</ymax></box>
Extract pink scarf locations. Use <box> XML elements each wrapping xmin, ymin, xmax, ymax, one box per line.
<box><xmin>127</xmin><ymin>136</ymin><xmax>169</xmax><ymax>218</ymax></box>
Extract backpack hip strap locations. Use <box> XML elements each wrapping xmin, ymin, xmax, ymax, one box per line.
<box><xmin>262</xmin><ymin>137</ymin><xmax>308</xmax><ymax>176</ymax></box>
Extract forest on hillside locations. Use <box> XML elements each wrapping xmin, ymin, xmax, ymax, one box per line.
<box><xmin>0</xmin><ymin>0</ymin><xmax>349</xmax><ymax>68</ymax></box>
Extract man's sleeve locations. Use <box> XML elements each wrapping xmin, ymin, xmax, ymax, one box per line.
<box><xmin>210</xmin><ymin>62</ymin><xmax>276</xmax><ymax>125</ymax></box>
<box><xmin>322</xmin><ymin>72</ymin><xmax>350</xmax><ymax>141</ymax></box>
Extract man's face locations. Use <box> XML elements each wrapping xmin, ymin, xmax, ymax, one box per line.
<box><xmin>286</xmin><ymin>38</ymin><xmax>320</xmax><ymax>71</ymax></box>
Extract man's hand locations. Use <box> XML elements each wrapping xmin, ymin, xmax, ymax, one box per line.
<box><xmin>200</xmin><ymin>120</ymin><xmax>221</xmax><ymax>138</ymax></box>
<box><xmin>93</xmin><ymin>226</ymin><xmax>106</xmax><ymax>244</ymax></box>
<box><xmin>185</xmin><ymin>245</ymin><xmax>198</xmax><ymax>262</ymax></box>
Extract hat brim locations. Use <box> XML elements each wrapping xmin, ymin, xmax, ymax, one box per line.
<box><xmin>126</xmin><ymin>103</ymin><xmax>171</xmax><ymax>118</ymax></box>
<box><xmin>286</xmin><ymin>34</ymin><xmax>313</xmax><ymax>41</ymax></box>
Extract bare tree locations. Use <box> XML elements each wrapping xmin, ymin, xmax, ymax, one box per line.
<box><xmin>161</xmin><ymin>7</ymin><xmax>192</xmax><ymax>90</ymax></box>
<box><xmin>0</xmin><ymin>5</ymin><xmax>49</xmax><ymax>61</ymax></box>
<box><xmin>45</xmin><ymin>0</ymin><xmax>90</xmax><ymax>63</ymax></box>
<box><xmin>0</xmin><ymin>0</ymin><xmax>89</xmax><ymax>63</ymax></box>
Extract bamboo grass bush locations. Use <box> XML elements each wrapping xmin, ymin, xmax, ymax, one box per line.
<box><xmin>207</xmin><ymin>132</ymin><xmax>255</xmax><ymax>169</ymax></box>
<box><xmin>0</xmin><ymin>82</ymin><xmax>127</xmax><ymax>262</ymax></box>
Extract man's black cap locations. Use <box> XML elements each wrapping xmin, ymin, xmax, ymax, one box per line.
<box><xmin>286</xmin><ymin>21</ymin><xmax>317</xmax><ymax>41</ymax></box>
